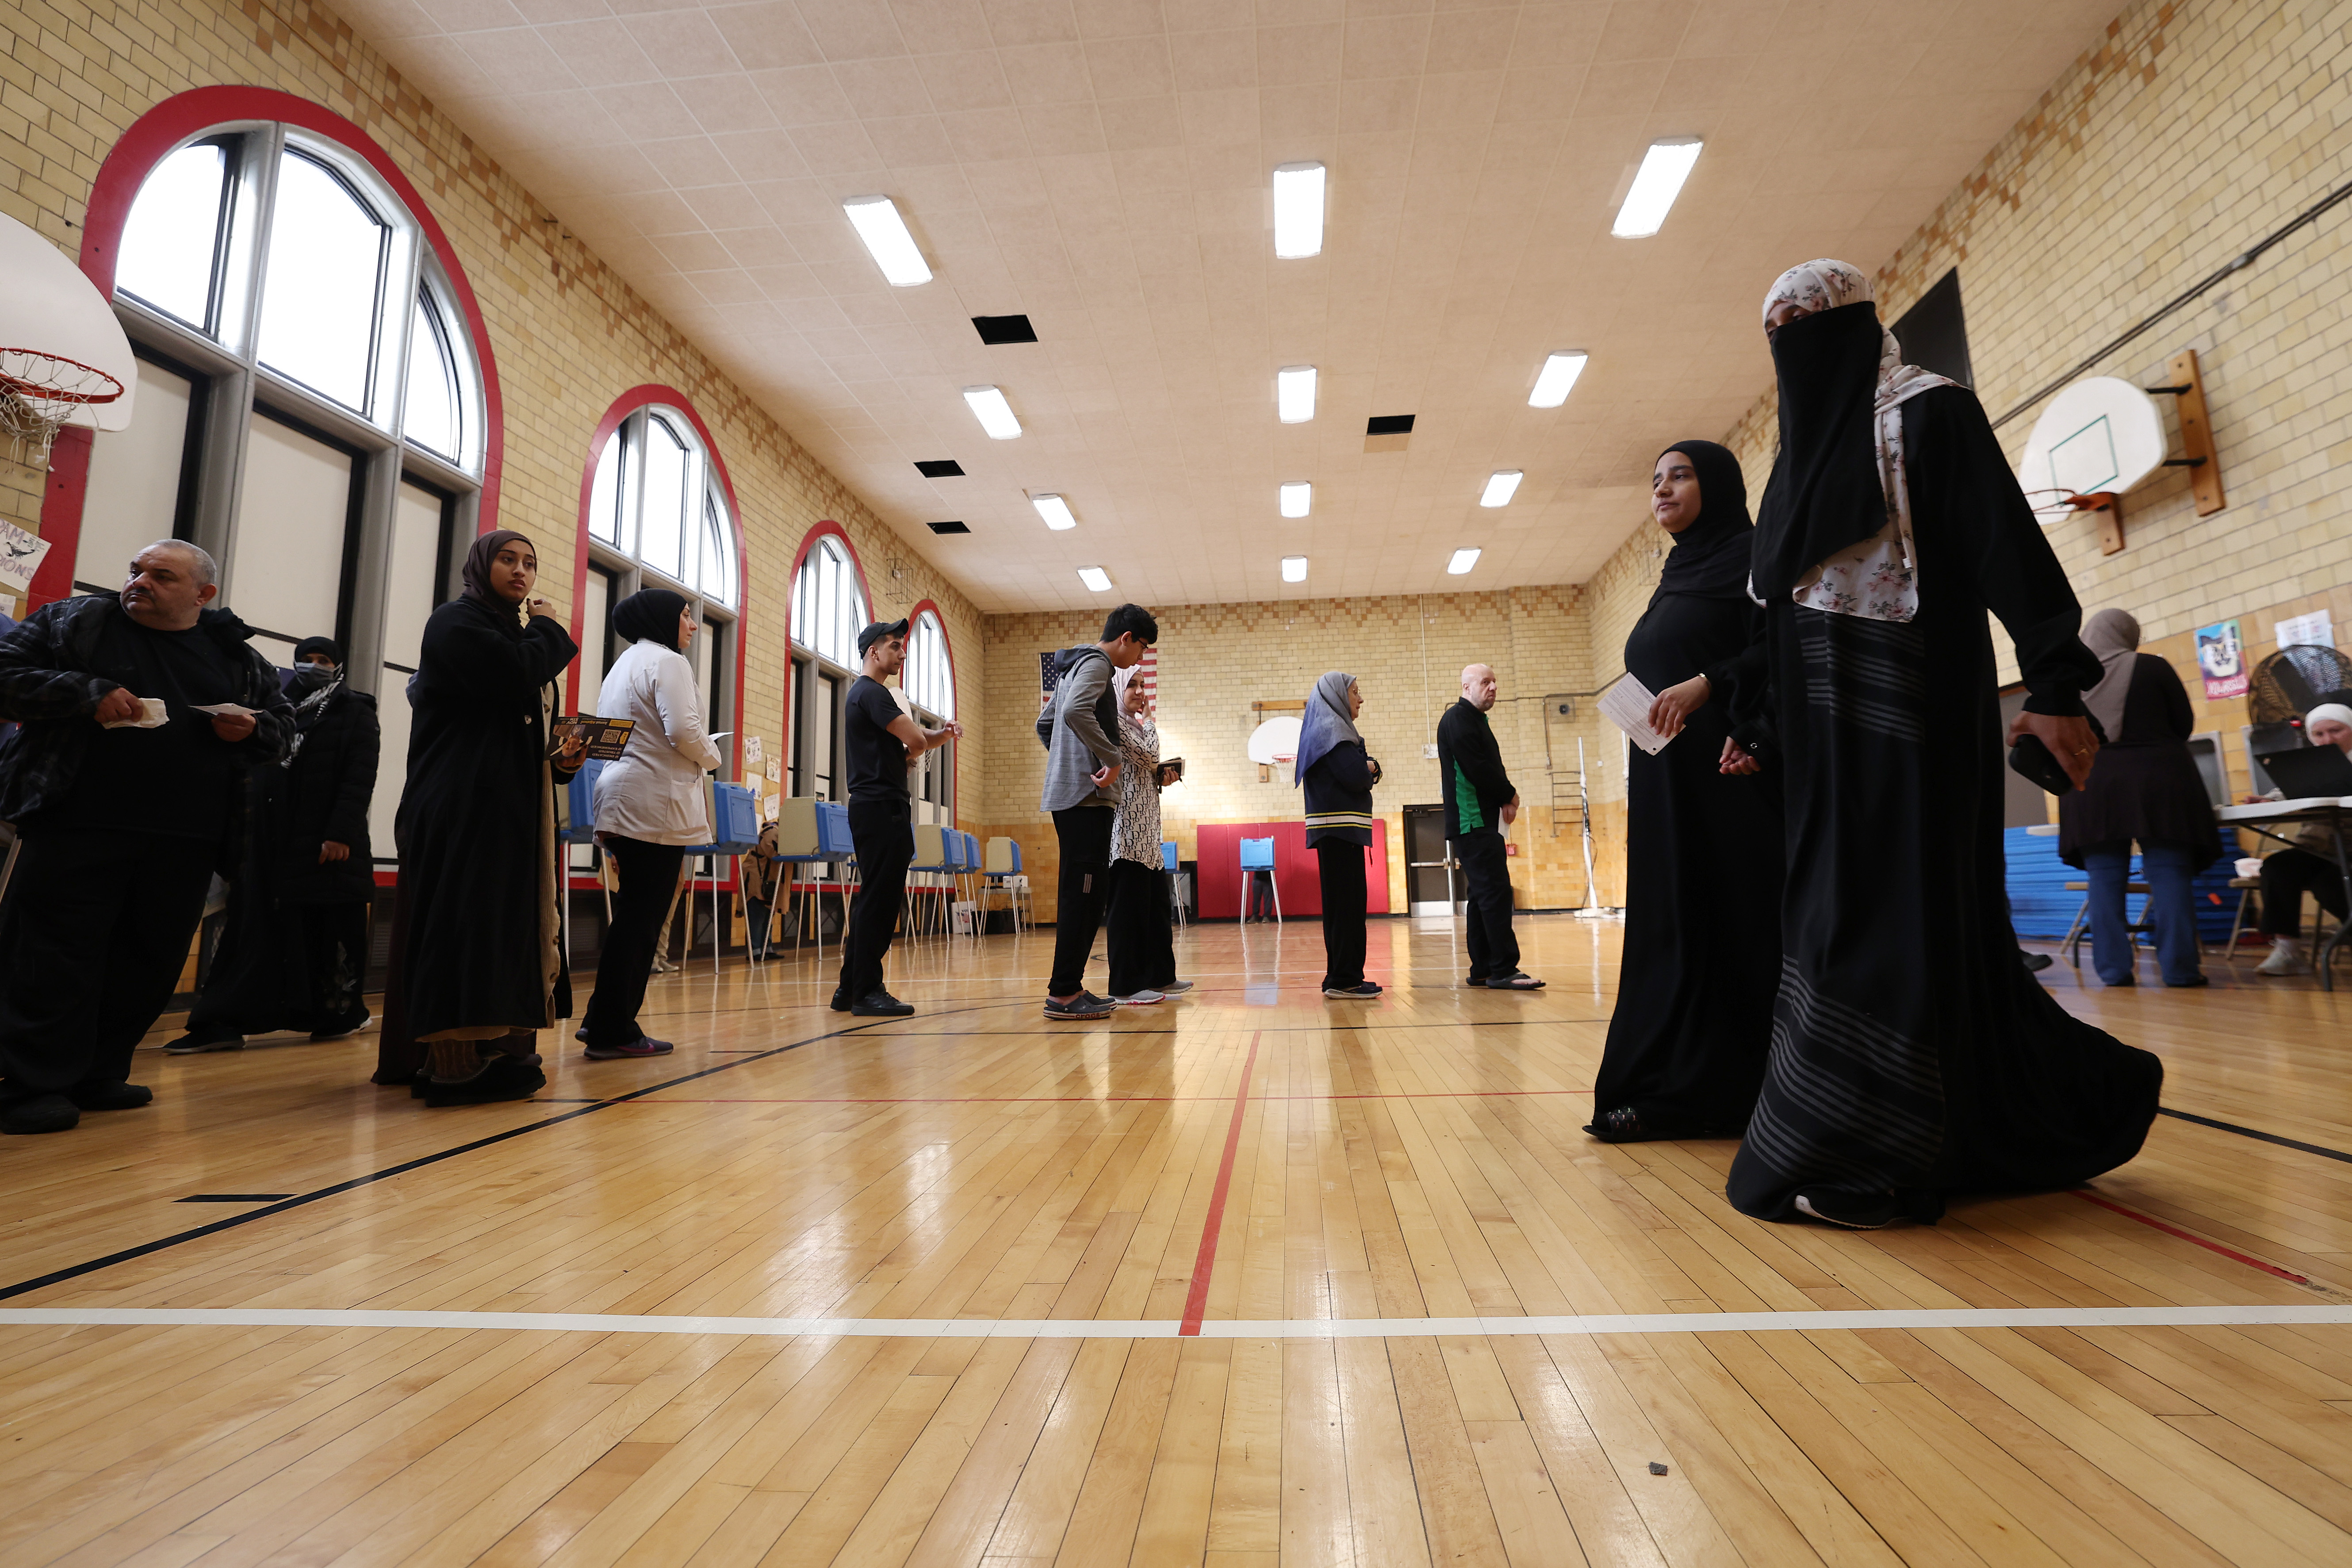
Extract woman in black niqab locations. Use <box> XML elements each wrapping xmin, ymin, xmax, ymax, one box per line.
<box><xmin>1588</xmin><ymin>442</ymin><xmax>1784</xmax><ymax>1142</ymax></box>
<box><xmin>375</xmin><ymin>528</ymin><xmax>582</xmax><ymax>1104</ymax></box>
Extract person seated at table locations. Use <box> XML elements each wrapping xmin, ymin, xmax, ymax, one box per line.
<box><xmin>2246</xmin><ymin>698</ymin><xmax>2352</xmax><ymax>976</ymax></box>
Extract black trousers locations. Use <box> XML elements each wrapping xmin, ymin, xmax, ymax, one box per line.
<box><xmin>744</xmin><ymin>896</ymin><xmax>772</xmax><ymax>957</ymax></box>
<box><xmin>580</xmin><ymin>835</ymin><xmax>687</xmax><ymax>1048</ymax></box>
<box><xmin>1050</xmin><ymin>805</ymin><xmax>1116</xmax><ymax>996</ymax></box>
<box><xmin>2260</xmin><ymin>845</ymin><xmax>2349</xmax><ymax>935</ymax></box>
<box><xmin>1453</xmin><ymin>828</ymin><xmax>1519</xmax><ymax>977</ymax></box>
<box><xmin>1106</xmin><ymin>859</ymin><xmax>1175</xmax><ymax>996</ymax></box>
<box><xmin>303</xmin><ymin>899</ymin><xmax>372</xmax><ymax>1027</ymax></box>
<box><xmin>1316</xmin><ymin>840</ymin><xmax>1368</xmax><ymax>988</ymax></box>
<box><xmin>0</xmin><ymin>828</ymin><xmax>215</xmax><ymax>1096</ymax></box>
<box><xmin>839</xmin><ymin>800</ymin><xmax>913</xmax><ymax>1001</ymax></box>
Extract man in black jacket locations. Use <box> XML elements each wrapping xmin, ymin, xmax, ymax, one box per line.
<box><xmin>1436</xmin><ymin>663</ymin><xmax>1542</xmax><ymax>989</ymax></box>
<box><xmin>0</xmin><ymin>541</ymin><xmax>294</xmax><ymax>1133</ymax></box>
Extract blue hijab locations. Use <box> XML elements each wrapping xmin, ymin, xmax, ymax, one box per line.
<box><xmin>1293</xmin><ymin>671</ymin><xmax>1362</xmax><ymax>786</ymax></box>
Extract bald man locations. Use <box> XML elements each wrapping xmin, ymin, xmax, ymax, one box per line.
<box><xmin>1436</xmin><ymin>664</ymin><xmax>1542</xmax><ymax>989</ymax></box>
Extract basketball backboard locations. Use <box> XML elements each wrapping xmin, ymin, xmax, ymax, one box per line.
<box><xmin>0</xmin><ymin>211</ymin><xmax>136</xmax><ymax>432</ymax></box>
<box><xmin>2014</xmin><ymin>376</ymin><xmax>2164</xmax><ymax>525</ymax></box>
<box><xmin>1247</xmin><ymin>716</ymin><xmax>1302</xmax><ymax>765</ymax></box>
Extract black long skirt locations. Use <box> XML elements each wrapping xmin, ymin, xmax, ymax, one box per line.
<box><xmin>1727</xmin><ymin>603</ymin><xmax>2163</xmax><ymax>1222</ymax></box>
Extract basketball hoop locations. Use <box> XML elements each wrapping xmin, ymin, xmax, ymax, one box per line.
<box><xmin>0</xmin><ymin>349</ymin><xmax>125</xmax><ymax>469</ymax></box>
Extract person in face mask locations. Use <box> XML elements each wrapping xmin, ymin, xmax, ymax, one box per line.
<box><xmin>167</xmin><ymin>636</ymin><xmax>382</xmax><ymax>1054</ymax></box>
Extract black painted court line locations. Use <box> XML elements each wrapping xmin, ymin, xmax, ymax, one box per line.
<box><xmin>2159</xmin><ymin>1106</ymin><xmax>2352</xmax><ymax>1165</ymax></box>
<box><xmin>176</xmin><ymin>1195</ymin><xmax>292</xmax><ymax>1203</ymax></box>
<box><xmin>2</xmin><ymin>1002</ymin><xmax>1024</xmax><ymax>1303</ymax></box>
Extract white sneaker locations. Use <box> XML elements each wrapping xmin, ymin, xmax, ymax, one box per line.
<box><xmin>2256</xmin><ymin>939</ymin><xmax>2313</xmax><ymax>977</ymax></box>
<box><xmin>1110</xmin><ymin>989</ymin><xmax>1166</xmax><ymax>1005</ymax></box>
<box><xmin>1157</xmin><ymin>980</ymin><xmax>1194</xmax><ymax>993</ymax></box>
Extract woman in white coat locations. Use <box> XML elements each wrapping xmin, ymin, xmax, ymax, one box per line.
<box><xmin>580</xmin><ymin>588</ymin><xmax>722</xmax><ymax>1059</ymax></box>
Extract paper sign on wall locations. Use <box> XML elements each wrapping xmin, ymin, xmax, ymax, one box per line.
<box><xmin>761</xmin><ymin>794</ymin><xmax>780</xmax><ymax>819</ymax></box>
<box><xmin>0</xmin><ymin>521</ymin><xmax>52</xmax><ymax>599</ymax></box>
<box><xmin>2275</xmin><ymin>610</ymin><xmax>2334</xmax><ymax>652</ymax></box>
<box><xmin>764</xmin><ymin>755</ymin><xmax>781</xmax><ymax>783</ymax></box>
<box><xmin>744</xmin><ymin>734</ymin><xmax>764</xmax><ymax>766</ymax></box>
<box><xmin>2196</xmin><ymin>618</ymin><xmax>2248</xmax><ymax>700</ymax></box>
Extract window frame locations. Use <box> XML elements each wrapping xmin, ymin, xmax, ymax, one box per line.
<box><xmin>787</xmin><ymin>530</ymin><xmax>870</xmax><ymax>807</ymax></box>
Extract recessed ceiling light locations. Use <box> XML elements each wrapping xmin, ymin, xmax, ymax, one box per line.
<box><xmin>1276</xmin><ymin>365</ymin><xmax>1317</xmax><ymax>423</ymax></box>
<box><xmin>1612</xmin><ymin>139</ymin><xmax>1702</xmax><ymax>238</ymax></box>
<box><xmin>1032</xmin><ymin>493</ymin><xmax>1077</xmax><ymax>530</ymax></box>
<box><xmin>1272</xmin><ymin>161</ymin><xmax>1325</xmax><ymax>258</ymax></box>
<box><xmin>1281</xmin><ymin>556</ymin><xmax>1308</xmax><ymax>583</ymax></box>
<box><xmin>962</xmin><ymin>385</ymin><xmax>1022</xmax><ymax>440</ymax></box>
<box><xmin>1528</xmin><ymin>352</ymin><xmax>1589</xmax><ymax>408</ymax></box>
<box><xmin>841</xmin><ymin>195</ymin><xmax>931</xmax><ymax>286</ymax></box>
<box><xmin>1448</xmin><ymin>547</ymin><xmax>1481</xmax><ymax>575</ymax></box>
<box><xmin>1280</xmin><ymin>481</ymin><xmax>1311</xmax><ymax>518</ymax></box>
<box><xmin>1479</xmin><ymin>470</ymin><xmax>1523</xmax><ymax>507</ymax></box>
<box><xmin>1077</xmin><ymin>566</ymin><xmax>1112</xmax><ymax>592</ymax></box>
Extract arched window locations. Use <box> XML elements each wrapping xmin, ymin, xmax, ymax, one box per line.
<box><xmin>903</xmin><ymin>608</ymin><xmax>955</xmax><ymax>819</ymax></box>
<box><xmin>87</xmin><ymin>111</ymin><xmax>491</xmax><ymax>868</ymax></box>
<box><xmin>785</xmin><ymin>533</ymin><xmax>869</xmax><ymax>803</ymax></box>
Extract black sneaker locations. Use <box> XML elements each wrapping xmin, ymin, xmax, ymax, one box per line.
<box><xmin>69</xmin><ymin>1081</ymin><xmax>153</xmax><ymax>1112</ymax></box>
<box><xmin>1323</xmin><ymin>981</ymin><xmax>1381</xmax><ymax>998</ymax></box>
<box><xmin>1044</xmin><ymin>990</ymin><xmax>1118</xmax><ymax>1020</ymax></box>
<box><xmin>164</xmin><ymin>1033</ymin><xmax>244</xmax><ymax>1055</ymax></box>
<box><xmin>829</xmin><ymin>989</ymin><xmax>853</xmax><ymax>1012</ymax></box>
<box><xmin>853</xmin><ymin>990</ymin><xmax>915</xmax><ymax>1017</ymax></box>
<box><xmin>1793</xmin><ymin>1189</ymin><xmax>1900</xmax><ymax>1229</ymax></box>
<box><xmin>421</xmin><ymin>1055</ymin><xmax>546</xmax><ymax>1107</ymax></box>
<box><xmin>0</xmin><ymin>1093</ymin><xmax>78</xmax><ymax>1134</ymax></box>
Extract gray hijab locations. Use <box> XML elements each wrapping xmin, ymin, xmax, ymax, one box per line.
<box><xmin>2081</xmin><ymin>608</ymin><xmax>2140</xmax><ymax>743</ymax></box>
<box><xmin>1293</xmin><ymin>671</ymin><xmax>1364</xmax><ymax>785</ymax></box>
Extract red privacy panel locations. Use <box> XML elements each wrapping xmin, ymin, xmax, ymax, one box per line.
<box><xmin>1194</xmin><ymin>820</ymin><xmax>1388</xmax><ymax>918</ymax></box>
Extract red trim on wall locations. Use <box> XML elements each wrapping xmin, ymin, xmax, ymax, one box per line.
<box><xmin>904</xmin><ymin>597</ymin><xmax>960</xmax><ymax>827</ymax></box>
<box><xmin>36</xmin><ymin>86</ymin><xmax>505</xmax><ymax>609</ymax></box>
<box><xmin>570</xmin><ymin>385</ymin><xmax>751</xmax><ymax>782</ymax></box>
<box><xmin>780</xmin><ymin>520</ymin><xmax>872</xmax><ymax>803</ymax></box>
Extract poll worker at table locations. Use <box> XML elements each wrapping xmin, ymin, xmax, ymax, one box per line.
<box><xmin>1436</xmin><ymin>664</ymin><xmax>1541</xmax><ymax>989</ymax></box>
<box><xmin>2056</xmin><ymin>609</ymin><xmax>2217</xmax><ymax>988</ymax></box>
<box><xmin>1718</xmin><ymin>259</ymin><xmax>2160</xmax><ymax>1230</ymax></box>
<box><xmin>580</xmin><ymin>588</ymin><xmax>722</xmax><ymax>1060</ymax></box>
<box><xmin>832</xmin><ymin>619</ymin><xmax>960</xmax><ymax>1018</ymax></box>
<box><xmin>0</xmin><ymin>541</ymin><xmax>292</xmax><ymax>1135</ymax></box>
<box><xmin>1297</xmin><ymin>671</ymin><xmax>1383</xmax><ymax>999</ymax></box>
<box><xmin>1594</xmin><ymin>442</ymin><xmax>1783</xmax><ymax>1142</ymax></box>
<box><xmin>2246</xmin><ymin>698</ymin><xmax>2352</xmax><ymax>977</ymax></box>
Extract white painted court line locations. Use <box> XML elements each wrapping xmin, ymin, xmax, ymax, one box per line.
<box><xmin>4</xmin><ymin>1305</ymin><xmax>2348</xmax><ymax>1339</ymax></box>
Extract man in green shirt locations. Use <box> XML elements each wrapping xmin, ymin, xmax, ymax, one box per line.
<box><xmin>1435</xmin><ymin>663</ymin><xmax>1542</xmax><ymax>989</ymax></box>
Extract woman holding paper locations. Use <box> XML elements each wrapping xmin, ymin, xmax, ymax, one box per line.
<box><xmin>1587</xmin><ymin>441</ymin><xmax>1784</xmax><ymax>1142</ymax></box>
<box><xmin>580</xmin><ymin>587</ymin><xmax>723</xmax><ymax>1060</ymax></box>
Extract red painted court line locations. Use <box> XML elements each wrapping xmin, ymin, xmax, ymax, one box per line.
<box><xmin>1180</xmin><ymin>1031</ymin><xmax>1263</xmax><ymax>1337</ymax></box>
<box><xmin>2069</xmin><ymin>1188</ymin><xmax>2312</xmax><ymax>1285</ymax></box>
<box><xmin>567</xmin><ymin>1089</ymin><xmax>1590</xmax><ymax>1105</ymax></box>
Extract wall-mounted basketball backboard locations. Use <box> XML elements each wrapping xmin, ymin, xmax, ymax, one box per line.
<box><xmin>2015</xmin><ymin>376</ymin><xmax>2165</xmax><ymax>525</ymax></box>
<box><xmin>0</xmin><ymin>211</ymin><xmax>137</xmax><ymax>436</ymax></box>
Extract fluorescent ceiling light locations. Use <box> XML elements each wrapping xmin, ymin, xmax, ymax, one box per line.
<box><xmin>1528</xmin><ymin>351</ymin><xmax>1589</xmax><ymax>408</ymax></box>
<box><xmin>1076</xmin><ymin>566</ymin><xmax>1112</xmax><ymax>592</ymax></box>
<box><xmin>1611</xmin><ymin>139</ymin><xmax>1702</xmax><ymax>238</ymax></box>
<box><xmin>1276</xmin><ymin>365</ymin><xmax>1317</xmax><ymax>423</ymax></box>
<box><xmin>1279</xmin><ymin>481</ymin><xmax>1311</xmax><ymax>518</ymax></box>
<box><xmin>1031</xmin><ymin>493</ymin><xmax>1077</xmax><ymax>530</ymax></box>
<box><xmin>1479</xmin><ymin>470</ymin><xmax>1523</xmax><ymax>507</ymax></box>
<box><xmin>1447</xmin><ymin>547</ymin><xmax>1481</xmax><ymax>575</ymax></box>
<box><xmin>1272</xmin><ymin>161</ymin><xmax>1325</xmax><ymax>258</ymax></box>
<box><xmin>1280</xmin><ymin>556</ymin><xmax>1308</xmax><ymax>583</ymax></box>
<box><xmin>842</xmin><ymin>195</ymin><xmax>931</xmax><ymax>285</ymax></box>
<box><xmin>962</xmin><ymin>385</ymin><xmax>1022</xmax><ymax>440</ymax></box>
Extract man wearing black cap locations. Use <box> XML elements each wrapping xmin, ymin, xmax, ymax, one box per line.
<box><xmin>834</xmin><ymin>619</ymin><xmax>961</xmax><ymax>1016</ymax></box>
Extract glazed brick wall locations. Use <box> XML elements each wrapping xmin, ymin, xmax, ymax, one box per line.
<box><xmin>0</xmin><ymin>0</ymin><xmax>986</xmax><ymax>814</ymax></box>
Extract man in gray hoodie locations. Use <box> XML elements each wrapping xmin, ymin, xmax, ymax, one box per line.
<box><xmin>1040</xmin><ymin>603</ymin><xmax>1157</xmax><ymax>1019</ymax></box>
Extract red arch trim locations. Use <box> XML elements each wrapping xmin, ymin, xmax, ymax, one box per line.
<box><xmin>571</xmin><ymin>385</ymin><xmax>751</xmax><ymax>783</ymax></box>
<box><xmin>35</xmin><ymin>85</ymin><xmax>506</xmax><ymax>608</ymax></box>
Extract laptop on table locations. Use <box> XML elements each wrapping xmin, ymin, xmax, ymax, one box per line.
<box><xmin>2256</xmin><ymin>743</ymin><xmax>2352</xmax><ymax>800</ymax></box>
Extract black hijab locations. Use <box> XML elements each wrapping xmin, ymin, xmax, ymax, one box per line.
<box><xmin>1751</xmin><ymin>301</ymin><xmax>1889</xmax><ymax>602</ymax></box>
<box><xmin>1651</xmin><ymin>441</ymin><xmax>1755</xmax><ymax>601</ymax></box>
<box><xmin>613</xmin><ymin>587</ymin><xmax>689</xmax><ymax>653</ymax></box>
<box><xmin>460</xmin><ymin>529</ymin><xmax>539</xmax><ymax>625</ymax></box>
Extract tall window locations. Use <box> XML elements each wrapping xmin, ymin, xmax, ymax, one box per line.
<box><xmin>904</xmin><ymin>610</ymin><xmax>955</xmax><ymax>818</ymax></box>
<box><xmin>788</xmin><ymin>534</ymin><xmax>868</xmax><ymax>804</ymax></box>
<box><xmin>95</xmin><ymin>119</ymin><xmax>487</xmax><ymax>868</ymax></box>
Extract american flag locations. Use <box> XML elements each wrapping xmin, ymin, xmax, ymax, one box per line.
<box><xmin>1135</xmin><ymin>648</ymin><xmax>1157</xmax><ymax>713</ymax></box>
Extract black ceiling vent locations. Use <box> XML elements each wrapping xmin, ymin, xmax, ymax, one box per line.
<box><xmin>972</xmin><ymin>314</ymin><xmax>1038</xmax><ymax>345</ymax></box>
<box><xmin>926</xmin><ymin>520</ymin><xmax>970</xmax><ymax>535</ymax></box>
<box><xmin>915</xmin><ymin>459</ymin><xmax>965</xmax><ymax>478</ymax></box>
<box><xmin>1365</xmin><ymin>414</ymin><xmax>1415</xmax><ymax>435</ymax></box>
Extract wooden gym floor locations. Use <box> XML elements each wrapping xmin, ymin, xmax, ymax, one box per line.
<box><xmin>3</xmin><ymin>915</ymin><xmax>2351</xmax><ymax>1567</ymax></box>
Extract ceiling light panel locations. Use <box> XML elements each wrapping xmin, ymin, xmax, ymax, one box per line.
<box><xmin>1448</xmin><ymin>547</ymin><xmax>1482</xmax><ymax>575</ymax></box>
<box><xmin>1032</xmin><ymin>493</ymin><xmax>1077</xmax><ymax>530</ymax></box>
<box><xmin>962</xmin><ymin>385</ymin><xmax>1022</xmax><ymax>440</ymax></box>
<box><xmin>1272</xmin><ymin>161</ymin><xmax>1325</xmax><ymax>259</ymax></box>
<box><xmin>1479</xmin><ymin>470</ymin><xmax>1523</xmax><ymax>507</ymax></box>
<box><xmin>1276</xmin><ymin>365</ymin><xmax>1317</xmax><ymax>423</ymax></box>
<box><xmin>1077</xmin><ymin>566</ymin><xmax>1112</xmax><ymax>592</ymax></box>
<box><xmin>1528</xmin><ymin>352</ymin><xmax>1589</xmax><ymax>408</ymax></box>
<box><xmin>1612</xmin><ymin>139</ymin><xmax>1703</xmax><ymax>238</ymax></box>
<box><xmin>841</xmin><ymin>195</ymin><xmax>932</xmax><ymax>286</ymax></box>
<box><xmin>1281</xmin><ymin>556</ymin><xmax>1308</xmax><ymax>583</ymax></box>
<box><xmin>1279</xmin><ymin>481</ymin><xmax>1311</xmax><ymax>518</ymax></box>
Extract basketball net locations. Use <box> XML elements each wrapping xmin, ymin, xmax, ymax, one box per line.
<box><xmin>0</xmin><ymin>348</ymin><xmax>124</xmax><ymax>470</ymax></box>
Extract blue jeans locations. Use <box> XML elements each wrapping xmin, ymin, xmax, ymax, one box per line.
<box><xmin>2083</xmin><ymin>841</ymin><xmax>2204</xmax><ymax>985</ymax></box>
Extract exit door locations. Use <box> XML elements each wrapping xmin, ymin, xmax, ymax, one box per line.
<box><xmin>1403</xmin><ymin>804</ymin><xmax>1458</xmax><ymax>916</ymax></box>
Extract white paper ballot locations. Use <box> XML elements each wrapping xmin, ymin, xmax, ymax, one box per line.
<box><xmin>103</xmin><ymin>696</ymin><xmax>169</xmax><ymax>730</ymax></box>
<box><xmin>1598</xmin><ymin>674</ymin><xmax>1673</xmax><ymax>755</ymax></box>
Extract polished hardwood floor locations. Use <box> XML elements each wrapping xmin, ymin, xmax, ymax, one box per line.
<box><xmin>3</xmin><ymin>914</ymin><xmax>2350</xmax><ymax>1566</ymax></box>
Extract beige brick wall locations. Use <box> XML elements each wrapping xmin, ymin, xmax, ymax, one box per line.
<box><xmin>0</xmin><ymin>0</ymin><xmax>985</xmax><ymax>819</ymax></box>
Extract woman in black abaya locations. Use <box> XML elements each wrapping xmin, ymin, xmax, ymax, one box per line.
<box><xmin>375</xmin><ymin>530</ymin><xmax>582</xmax><ymax>1105</ymax></box>
<box><xmin>1724</xmin><ymin>260</ymin><xmax>2161</xmax><ymax>1228</ymax></box>
<box><xmin>1588</xmin><ymin>442</ymin><xmax>1783</xmax><ymax>1142</ymax></box>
